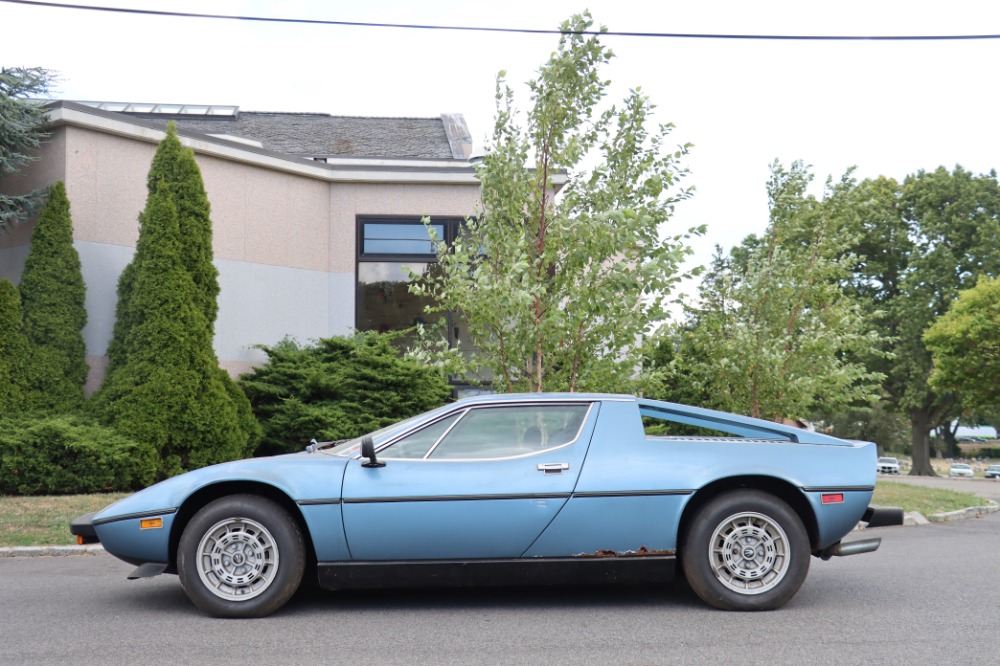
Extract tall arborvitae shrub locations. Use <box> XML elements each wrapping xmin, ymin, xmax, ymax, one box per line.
<box><xmin>18</xmin><ymin>181</ymin><xmax>88</xmax><ymax>411</ymax></box>
<box><xmin>95</xmin><ymin>125</ymin><xmax>259</xmax><ymax>477</ymax></box>
<box><xmin>240</xmin><ymin>334</ymin><xmax>453</xmax><ymax>456</ymax></box>
<box><xmin>0</xmin><ymin>280</ymin><xmax>30</xmax><ymax>414</ymax></box>
<box><xmin>107</xmin><ymin>122</ymin><xmax>219</xmax><ymax>371</ymax></box>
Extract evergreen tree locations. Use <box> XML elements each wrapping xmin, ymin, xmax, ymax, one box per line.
<box><xmin>95</xmin><ymin>127</ymin><xmax>259</xmax><ymax>476</ymax></box>
<box><xmin>107</xmin><ymin>122</ymin><xmax>219</xmax><ymax>371</ymax></box>
<box><xmin>0</xmin><ymin>67</ymin><xmax>54</xmax><ymax>232</ymax></box>
<box><xmin>18</xmin><ymin>181</ymin><xmax>88</xmax><ymax>411</ymax></box>
<box><xmin>241</xmin><ymin>334</ymin><xmax>453</xmax><ymax>456</ymax></box>
<box><xmin>0</xmin><ymin>280</ymin><xmax>30</xmax><ymax>413</ymax></box>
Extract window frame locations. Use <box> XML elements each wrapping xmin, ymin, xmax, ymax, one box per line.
<box><xmin>355</xmin><ymin>215</ymin><xmax>465</xmax><ymax>348</ymax></box>
<box><xmin>375</xmin><ymin>402</ymin><xmax>595</xmax><ymax>462</ymax></box>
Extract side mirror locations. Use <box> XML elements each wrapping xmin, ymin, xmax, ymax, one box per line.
<box><xmin>360</xmin><ymin>435</ymin><xmax>385</xmax><ymax>468</ymax></box>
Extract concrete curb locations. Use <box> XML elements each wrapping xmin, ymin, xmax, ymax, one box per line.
<box><xmin>0</xmin><ymin>544</ymin><xmax>105</xmax><ymax>558</ymax></box>
<box><xmin>3</xmin><ymin>501</ymin><xmax>998</xmax><ymax>557</ymax></box>
<box><xmin>927</xmin><ymin>500</ymin><xmax>1000</xmax><ymax>523</ymax></box>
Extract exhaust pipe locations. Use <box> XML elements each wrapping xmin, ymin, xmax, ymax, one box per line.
<box><xmin>819</xmin><ymin>537</ymin><xmax>882</xmax><ymax>560</ymax></box>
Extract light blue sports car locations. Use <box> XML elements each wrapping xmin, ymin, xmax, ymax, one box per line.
<box><xmin>71</xmin><ymin>394</ymin><xmax>902</xmax><ymax>617</ymax></box>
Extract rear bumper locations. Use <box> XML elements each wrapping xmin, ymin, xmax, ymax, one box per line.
<box><xmin>816</xmin><ymin>505</ymin><xmax>903</xmax><ymax>561</ymax></box>
<box><xmin>862</xmin><ymin>505</ymin><xmax>904</xmax><ymax>528</ymax></box>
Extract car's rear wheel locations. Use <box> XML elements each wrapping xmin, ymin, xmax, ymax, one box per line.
<box><xmin>681</xmin><ymin>490</ymin><xmax>809</xmax><ymax>611</ymax></box>
<box><xmin>178</xmin><ymin>494</ymin><xmax>305</xmax><ymax>618</ymax></box>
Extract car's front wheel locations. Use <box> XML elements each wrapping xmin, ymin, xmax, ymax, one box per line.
<box><xmin>681</xmin><ymin>490</ymin><xmax>810</xmax><ymax>611</ymax></box>
<box><xmin>178</xmin><ymin>494</ymin><xmax>305</xmax><ymax>618</ymax></box>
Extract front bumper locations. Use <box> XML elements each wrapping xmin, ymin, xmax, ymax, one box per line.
<box><xmin>70</xmin><ymin>512</ymin><xmax>100</xmax><ymax>545</ymax></box>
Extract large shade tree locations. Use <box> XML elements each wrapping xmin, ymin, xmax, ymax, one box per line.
<box><xmin>924</xmin><ymin>276</ymin><xmax>1000</xmax><ymax>412</ymax></box>
<box><xmin>411</xmin><ymin>12</ymin><xmax>698</xmax><ymax>393</ymax></box>
<box><xmin>846</xmin><ymin>166</ymin><xmax>1000</xmax><ymax>475</ymax></box>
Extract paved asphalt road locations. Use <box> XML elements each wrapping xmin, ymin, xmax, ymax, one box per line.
<box><xmin>2</xmin><ymin>510</ymin><xmax>1000</xmax><ymax>666</ymax></box>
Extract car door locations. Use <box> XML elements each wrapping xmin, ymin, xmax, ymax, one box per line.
<box><xmin>341</xmin><ymin>401</ymin><xmax>598</xmax><ymax>561</ymax></box>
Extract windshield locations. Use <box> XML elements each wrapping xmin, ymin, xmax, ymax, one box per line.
<box><xmin>878</xmin><ymin>457</ymin><xmax>896</xmax><ymax>463</ymax></box>
<box><xmin>320</xmin><ymin>403</ymin><xmax>456</xmax><ymax>457</ymax></box>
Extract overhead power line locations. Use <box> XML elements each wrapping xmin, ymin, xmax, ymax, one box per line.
<box><xmin>4</xmin><ymin>0</ymin><xmax>1000</xmax><ymax>41</ymax></box>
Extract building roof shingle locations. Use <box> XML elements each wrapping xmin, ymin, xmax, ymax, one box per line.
<box><xmin>159</xmin><ymin>112</ymin><xmax>467</xmax><ymax>160</ymax></box>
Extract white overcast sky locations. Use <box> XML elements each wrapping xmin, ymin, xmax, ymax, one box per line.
<box><xmin>3</xmin><ymin>0</ymin><xmax>1000</xmax><ymax>290</ymax></box>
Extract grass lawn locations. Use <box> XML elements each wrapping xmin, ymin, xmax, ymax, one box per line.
<box><xmin>872</xmin><ymin>480</ymin><xmax>989</xmax><ymax>515</ymax></box>
<box><xmin>0</xmin><ymin>493</ymin><xmax>127</xmax><ymax>547</ymax></box>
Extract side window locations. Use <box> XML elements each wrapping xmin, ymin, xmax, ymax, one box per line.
<box><xmin>428</xmin><ymin>404</ymin><xmax>590</xmax><ymax>460</ymax></box>
<box><xmin>382</xmin><ymin>414</ymin><xmax>461</xmax><ymax>459</ymax></box>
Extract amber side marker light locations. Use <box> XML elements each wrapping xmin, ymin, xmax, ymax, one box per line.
<box><xmin>76</xmin><ymin>535</ymin><xmax>85</xmax><ymax>545</ymax></box>
<box><xmin>140</xmin><ymin>518</ymin><xmax>163</xmax><ymax>530</ymax></box>
<box><xmin>821</xmin><ymin>493</ymin><xmax>845</xmax><ymax>504</ymax></box>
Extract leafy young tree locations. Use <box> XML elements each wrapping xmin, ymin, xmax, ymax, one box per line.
<box><xmin>658</xmin><ymin>161</ymin><xmax>883</xmax><ymax>421</ymax></box>
<box><xmin>847</xmin><ymin>166</ymin><xmax>1000</xmax><ymax>475</ymax></box>
<box><xmin>18</xmin><ymin>181</ymin><xmax>88</xmax><ymax>411</ymax></box>
<box><xmin>411</xmin><ymin>12</ymin><xmax>697</xmax><ymax>393</ymax></box>
<box><xmin>240</xmin><ymin>334</ymin><xmax>453</xmax><ymax>456</ymax></box>
<box><xmin>94</xmin><ymin>126</ymin><xmax>259</xmax><ymax>477</ymax></box>
<box><xmin>924</xmin><ymin>276</ymin><xmax>1000</xmax><ymax>411</ymax></box>
<box><xmin>0</xmin><ymin>67</ymin><xmax>54</xmax><ymax>232</ymax></box>
<box><xmin>0</xmin><ymin>279</ymin><xmax>30</xmax><ymax>413</ymax></box>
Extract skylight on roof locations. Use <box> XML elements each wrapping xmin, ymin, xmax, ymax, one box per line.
<box><xmin>78</xmin><ymin>101</ymin><xmax>239</xmax><ymax>117</ymax></box>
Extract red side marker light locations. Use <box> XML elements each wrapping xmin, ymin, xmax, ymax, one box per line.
<box><xmin>822</xmin><ymin>493</ymin><xmax>845</xmax><ymax>504</ymax></box>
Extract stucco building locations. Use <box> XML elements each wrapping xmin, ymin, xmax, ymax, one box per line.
<box><xmin>0</xmin><ymin>101</ymin><xmax>483</xmax><ymax>393</ymax></box>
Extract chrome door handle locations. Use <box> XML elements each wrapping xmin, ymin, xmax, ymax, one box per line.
<box><xmin>537</xmin><ymin>463</ymin><xmax>570</xmax><ymax>474</ymax></box>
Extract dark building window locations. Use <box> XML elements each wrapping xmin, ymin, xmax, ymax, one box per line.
<box><xmin>361</xmin><ymin>222</ymin><xmax>445</xmax><ymax>256</ymax></box>
<box><xmin>356</xmin><ymin>217</ymin><xmax>462</xmax><ymax>345</ymax></box>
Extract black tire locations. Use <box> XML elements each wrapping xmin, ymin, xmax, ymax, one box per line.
<box><xmin>681</xmin><ymin>490</ymin><xmax>810</xmax><ymax>611</ymax></box>
<box><xmin>178</xmin><ymin>494</ymin><xmax>305</xmax><ymax>618</ymax></box>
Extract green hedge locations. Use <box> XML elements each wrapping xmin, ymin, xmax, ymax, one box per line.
<box><xmin>0</xmin><ymin>414</ymin><xmax>158</xmax><ymax>495</ymax></box>
<box><xmin>240</xmin><ymin>333</ymin><xmax>452</xmax><ymax>456</ymax></box>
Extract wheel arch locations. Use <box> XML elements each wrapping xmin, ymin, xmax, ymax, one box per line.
<box><xmin>167</xmin><ymin>482</ymin><xmax>317</xmax><ymax>575</ymax></box>
<box><xmin>678</xmin><ymin>476</ymin><xmax>819</xmax><ymax>552</ymax></box>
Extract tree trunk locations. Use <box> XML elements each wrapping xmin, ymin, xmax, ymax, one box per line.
<box><xmin>941</xmin><ymin>421</ymin><xmax>960</xmax><ymax>458</ymax></box>
<box><xmin>909</xmin><ymin>408</ymin><xmax>939</xmax><ymax>476</ymax></box>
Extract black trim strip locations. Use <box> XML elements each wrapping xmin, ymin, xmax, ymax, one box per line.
<box><xmin>572</xmin><ymin>490</ymin><xmax>695</xmax><ymax>498</ymax></box>
<box><xmin>297</xmin><ymin>498</ymin><xmax>343</xmax><ymax>506</ymax></box>
<box><xmin>802</xmin><ymin>486</ymin><xmax>875</xmax><ymax>493</ymax></box>
<box><xmin>344</xmin><ymin>493</ymin><xmax>571</xmax><ymax>504</ymax></box>
<box><xmin>92</xmin><ymin>508</ymin><xmax>178</xmax><ymax>526</ymax></box>
<box><xmin>343</xmin><ymin>489</ymin><xmax>695</xmax><ymax>504</ymax></box>
<box><xmin>317</xmin><ymin>556</ymin><xmax>676</xmax><ymax>591</ymax></box>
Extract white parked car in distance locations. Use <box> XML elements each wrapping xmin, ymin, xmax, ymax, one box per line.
<box><xmin>948</xmin><ymin>463</ymin><xmax>974</xmax><ymax>478</ymax></box>
<box><xmin>877</xmin><ymin>457</ymin><xmax>900</xmax><ymax>474</ymax></box>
